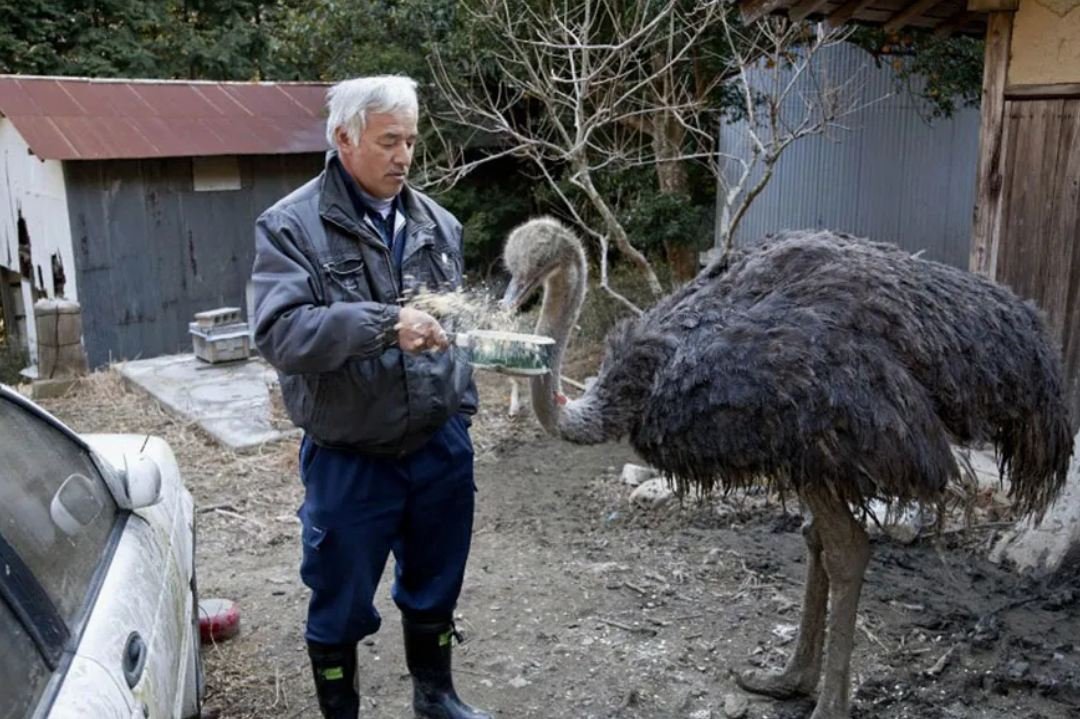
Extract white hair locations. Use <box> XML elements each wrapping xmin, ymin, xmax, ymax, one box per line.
<box><xmin>325</xmin><ymin>76</ymin><xmax>419</xmax><ymax>148</ymax></box>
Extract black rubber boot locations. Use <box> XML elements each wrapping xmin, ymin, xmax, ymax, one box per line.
<box><xmin>307</xmin><ymin>640</ymin><xmax>359</xmax><ymax>719</ymax></box>
<box><xmin>402</xmin><ymin>618</ymin><xmax>493</xmax><ymax>719</ymax></box>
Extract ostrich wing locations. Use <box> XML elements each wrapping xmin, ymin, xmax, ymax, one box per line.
<box><xmin>634</xmin><ymin>296</ymin><xmax>959</xmax><ymax>505</ymax></box>
<box><xmin>631</xmin><ymin>231</ymin><xmax>1071</xmax><ymax>514</ymax></box>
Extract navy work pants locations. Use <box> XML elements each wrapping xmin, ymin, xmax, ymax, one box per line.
<box><xmin>297</xmin><ymin>415</ymin><xmax>476</xmax><ymax>645</ymax></box>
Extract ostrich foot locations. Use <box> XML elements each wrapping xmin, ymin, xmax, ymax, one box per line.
<box><xmin>735</xmin><ymin>667</ymin><xmax>817</xmax><ymax>699</ymax></box>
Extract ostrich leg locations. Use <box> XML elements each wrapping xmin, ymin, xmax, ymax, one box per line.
<box><xmin>803</xmin><ymin>489</ymin><xmax>871</xmax><ymax>719</ymax></box>
<box><xmin>736</xmin><ymin>517</ymin><xmax>826</xmax><ymax>698</ymax></box>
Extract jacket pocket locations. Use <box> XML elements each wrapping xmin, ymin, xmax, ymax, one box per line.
<box><xmin>280</xmin><ymin>373</ymin><xmax>318</xmax><ymax>429</ymax></box>
<box><xmin>321</xmin><ymin>256</ymin><xmax>372</xmax><ymax>303</ymax></box>
<box><xmin>407</xmin><ymin>245</ymin><xmax>462</xmax><ymax>294</ymax></box>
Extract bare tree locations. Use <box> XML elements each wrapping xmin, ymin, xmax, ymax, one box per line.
<box><xmin>427</xmin><ymin>0</ymin><xmax>866</xmax><ymax>312</ymax></box>
<box><xmin>713</xmin><ymin>15</ymin><xmax>873</xmax><ymax>252</ymax></box>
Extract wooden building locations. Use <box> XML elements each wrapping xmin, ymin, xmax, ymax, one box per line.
<box><xmin>740</xmin><ymin>0</ymin><xmax>1080</xmax><ymax>424</ymax></box>
<box><xmin>0</xmin><ymin>76</ymin><xmax>328</xmax><ymax>368</ymax></box>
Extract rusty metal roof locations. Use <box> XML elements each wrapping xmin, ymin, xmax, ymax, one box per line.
<box><xmin>740</xmin><ymin>0</ymin><xmax>987</xmax><ymax>36</ymax></box>
<box><xmin>0</xmin><ymin>75</ymin><xmax>331</xmax><ymax>161</ymax></box>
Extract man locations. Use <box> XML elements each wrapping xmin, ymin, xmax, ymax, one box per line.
<box><xmin>252</xmin><ymin>75</ymin><xmax>491</xmax><ymax>719</ymax></box>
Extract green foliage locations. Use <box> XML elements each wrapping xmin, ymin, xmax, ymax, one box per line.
<box><xmin>274</xmin><ymin>0</ymin><xmax>461</xmax><ymax>81</ymax></box>
<box><xmin>0</xmin><ymin>339</ymin><xmax>28</xmax><ymax>386</ymax></box>
<box><xmin>0</xmin><ymin>0</ymin><xmax>305</xmax><ymax>80</ymax></box>
<box><xmin>435</xmin><ymin>165</ymin><xmax>536</xmax><ymax>278</ymax></box>
<box><xmin>587</xmin><ymin>165</ymin><xmax>713</xmax><ymax>259</ymax></box>
<box><xmin>0</xmin><ymin>0</ymin><xmax>163</xmax><ymax>76</ymax></box>
<box><xmin>851</xmin><ymin>29</ymin><xmax>984</xmax><ymax>118</ymax></box>
<box><xmin>158</xmin><ymin>0</ymin><xmax>300</xmax><ymax>80</ymax></box>
<box><xmin>622</xmin><ymin>191</ymin><xmax>711</xmax><ymax>257</ymax></box>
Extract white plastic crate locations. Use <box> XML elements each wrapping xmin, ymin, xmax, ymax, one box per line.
<box><xmin>189</xmin><ymin>322</ymin><xmax>251</xmax><ymax>363</ymax></box>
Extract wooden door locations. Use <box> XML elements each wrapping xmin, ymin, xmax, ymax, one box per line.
<box><xmin>996</xmin><ymin>97</ymin><xmax>1080</xmax><ymax>426</ymax></box>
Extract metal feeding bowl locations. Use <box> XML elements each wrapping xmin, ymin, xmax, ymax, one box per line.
<box><xmin>454</xmin><ymin>330</ymin><xmax>555</xmax><ymax>376</ymax></box>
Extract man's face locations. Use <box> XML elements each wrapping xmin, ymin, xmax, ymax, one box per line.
<box><xmin>337</xmin><ymin>111</ymin><xmax>418</xmax><ymax>199</ymax></box>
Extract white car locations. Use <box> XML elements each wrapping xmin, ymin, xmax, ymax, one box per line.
<box><xmin>0</xmin><ymin>385</ymin><xmax>204</xmax><ymax>719</ymax></box>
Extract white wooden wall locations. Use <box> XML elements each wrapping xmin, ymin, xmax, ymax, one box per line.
<box><xmin>0</xmin><ymin>118</ymin><xmax>77</xmax><ymax>359</ymax></box>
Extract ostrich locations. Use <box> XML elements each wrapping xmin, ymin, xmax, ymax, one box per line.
<box><xmin>500</xmin><ymin>218</ymin><xmax>1073</xmax><ymax>719</ymax></box>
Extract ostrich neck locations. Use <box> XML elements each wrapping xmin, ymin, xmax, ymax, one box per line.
<box><xmin>529</xmin><ymin>255</ymin><xmax>606</xmax><ymax>441</ymax></box>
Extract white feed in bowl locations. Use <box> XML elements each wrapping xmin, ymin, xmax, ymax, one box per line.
<box><xmin>460</xmin><ymin>330</ymin><xmax>555</xmax><ymax>375</ymax></box>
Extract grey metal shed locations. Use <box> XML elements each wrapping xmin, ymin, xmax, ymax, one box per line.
<box><xmin>0</xmin><ymin>76</ymin><xmax>329</xmax><ymax>368</ymax></box>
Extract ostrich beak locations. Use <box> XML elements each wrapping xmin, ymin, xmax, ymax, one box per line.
<box><xmin>502</xmin><ymin>263</ymin><xmax>557</xmax><ymax>311</ymax></box>
<box><xmin>500</xmin><ymin>278</ymin><xmax>521</xmax><ymax>310</ymax></box>
<box><xmin>501</xmin><ymin>276</ymin><xmax>537</xmax><ymax>311</ymax></box>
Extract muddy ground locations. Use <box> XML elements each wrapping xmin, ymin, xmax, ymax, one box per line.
<box><xmin>39</xmin><ymin>372</ymin><xmax>1080</xmax><ymax>719</ymax></box>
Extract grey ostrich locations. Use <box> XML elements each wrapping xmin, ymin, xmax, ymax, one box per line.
<box><xmin>499</xmin><ymin>218</ymin><xmax>1073</xmax><ymax>719</ymax></box>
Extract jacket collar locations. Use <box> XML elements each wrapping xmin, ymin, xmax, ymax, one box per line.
<box><xmin>319</xmin><ymin>151</ymin><xmax>436</xmax><ymax>263</ymax></box>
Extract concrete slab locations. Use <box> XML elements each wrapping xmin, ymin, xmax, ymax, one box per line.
<box><xmin>116</xmin><ymin>354</ymin><xmax>299</xmax><ymax>451</ymax></box>
<box><xmin>31</xmin><ymin>377</ymin><xmax>79</xmax><ymax>400</ymax></box>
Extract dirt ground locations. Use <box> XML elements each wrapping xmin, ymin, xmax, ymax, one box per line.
<box><xmin>38</xmin><ymin>371</ymin><xmax>1080</xmax><ymax>719</ymax></box>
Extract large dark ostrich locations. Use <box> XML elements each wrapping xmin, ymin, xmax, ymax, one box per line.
<box><xmin>500</xmin><ymin>218</ymin><xmax>1073</xmax><ymax>719</ymax></box>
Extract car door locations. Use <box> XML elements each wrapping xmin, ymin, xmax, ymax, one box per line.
<box><xmin>66</xmin><ymin>489</ymin><xmax>193</xmax><ymax>719</ymax></box>
<box><xmin>0</xmin><ymin>588</ymin><xmax>62</xmax><ymax>718</ymax></box>
<box><xmin>79</xmin><ymin>433</ymin><xmax>198</xmax><ymax>719</ymax></box>
<box><xmin>0</xmin><ymin>393</ymin><xmax>130</xmax><ymax>718</ymax></box>
<box><xmin>0</xmin><ymin>595</ymin><xmax>129</xmax><ymax>718</ymax></box>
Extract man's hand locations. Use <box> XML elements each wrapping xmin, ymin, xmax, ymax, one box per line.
<box><xmin>396</xmin><ymin>307</ymin><xmax>450</xmax><ymax>353</ymax></box>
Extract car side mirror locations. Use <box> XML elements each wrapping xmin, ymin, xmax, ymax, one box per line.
<box><xmin>122</xmin><ymin>454</ymin><xmax>162</xmax><ymax>510</ymax></box>
<box><xmin>51</xmin><ymin>473</ymin><xmax>105</xmax><ymax>536</ymax></box>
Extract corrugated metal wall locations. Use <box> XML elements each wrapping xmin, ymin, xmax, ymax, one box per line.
<box><xmin>717</xmin><ymin>42</ymin><xmax>981</xmax><ymax>269</ymax></box>
<box><xmin>65</xmin><ymin>154</ymin><xmax>323</xmax><ymax>367</ymax></box>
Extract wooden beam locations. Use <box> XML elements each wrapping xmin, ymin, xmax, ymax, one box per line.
<box><xmin>826</xmin><ymin>0</ymin><xmax>877</xmax><ymax>26</ymax></box>
<box><xmin>1004</xmin><ymin>83</ymin><xmax>1080</xmax><ymax>99</ymax></box>
<box><xmin>969</xmin><ymin>12</ymin><xmax>1014</xmax><ymax>278</ymax></box>
<box><xmin>883</xmin><ymin>0</ymin><xmax>944</xmax><ymax>34</ymax></box>
<box><xmin>790</xmin><ymin>0</ymin><xmax>832</xmax><ymax>22</ymax></box>
<box><xmin>967</xmin><ymin>0</ymin><xmax>1018</xmax><ymax>11</ymax></box>
<box><xmin>933</xmin><ymin>9</ymin><xmax>975</xmax><ymax>37</ymax></box>
<box><xmin>740</xmin><ymin>0</ymin><xmax>795</xmax><ymax>24</ymax></box>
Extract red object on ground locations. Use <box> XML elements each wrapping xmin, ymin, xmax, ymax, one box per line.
<box><xmin>199</xmin><ymin>598</ymin><xmax>241</xmax><ymax>645</ymax></box>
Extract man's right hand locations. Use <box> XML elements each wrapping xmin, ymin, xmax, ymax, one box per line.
<box><xmin>396</xmin><ymin>307</ymin><xmax>450</xmax><ymax>353</ymax></box>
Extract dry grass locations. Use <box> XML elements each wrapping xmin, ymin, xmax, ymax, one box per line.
<box><xmin>405</xmin><ymin>286</ymin><xmax>520</xmax><ymax>334</ymax></box>
<box><xmin>35</xmin><ymin>365</ymin><xmax>541</xmax><ymax>512</ymax></box>
<box><xmin>36</xmin><ymin>369</ymin><xmax>302</xmax><ymax>544</ymax></box>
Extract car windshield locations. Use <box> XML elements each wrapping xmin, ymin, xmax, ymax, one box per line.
<box><xmin>0</xmin><ymin>396</ymin><xmax>118</xmax><ymax>626</ymax></box>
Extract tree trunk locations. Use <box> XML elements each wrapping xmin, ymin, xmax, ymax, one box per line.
<box><xmin>655</xmin><ymin>152</ymin><xmax>698</xmax><ymax>283</ymax></box>
<box><xmin>651</xmin><ymin>52</ymin><xmax>698</xmax><ymax>284</ymax></box>
<box><xmin>574</xmin><ymin>167</ymin><xmax>663</xmax><ymax>297</ymax></box>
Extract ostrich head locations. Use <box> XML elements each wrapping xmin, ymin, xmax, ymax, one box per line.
<box><xmin>500</xmin><ymin>217</ymin><xmax>672</xmax><ymax>444</ymax></box>
<box><xmin>500</xmin><ymin>217</ymin><xmax>589</xmax><ymax>435</ymax></box>
<box><xmin>501</xmin><ymin>216</ymin><xmax>587</xmax><ymax>312</ymax></box>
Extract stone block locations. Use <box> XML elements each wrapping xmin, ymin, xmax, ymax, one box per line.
<box><xmin>37</xmin><ymin>340</ymin><xmax>88</xmax><ymax>378</ymax></box>
<box><xmin>991</xmin><ymin>430</ymin><xmax>1080</xmax><ymax>574</ymax></box>
<box><xmin>35</xmin><ymin>312</ymin><xmax>57</xmax><ymax>344</ymax></box>
<box><xmin>620</xmin><ymin>463</ymin><xmax>655</xmax><ymax>486</ymax></box>
<box><xmin>55</xmin><ymin>311</ymin><xmax>83</xmax><ymax>346</ymax></box>
<box><xmin>630</xmin><ymin>477</ymin><xmax>675</xmax><ymax>508</ymax></box>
